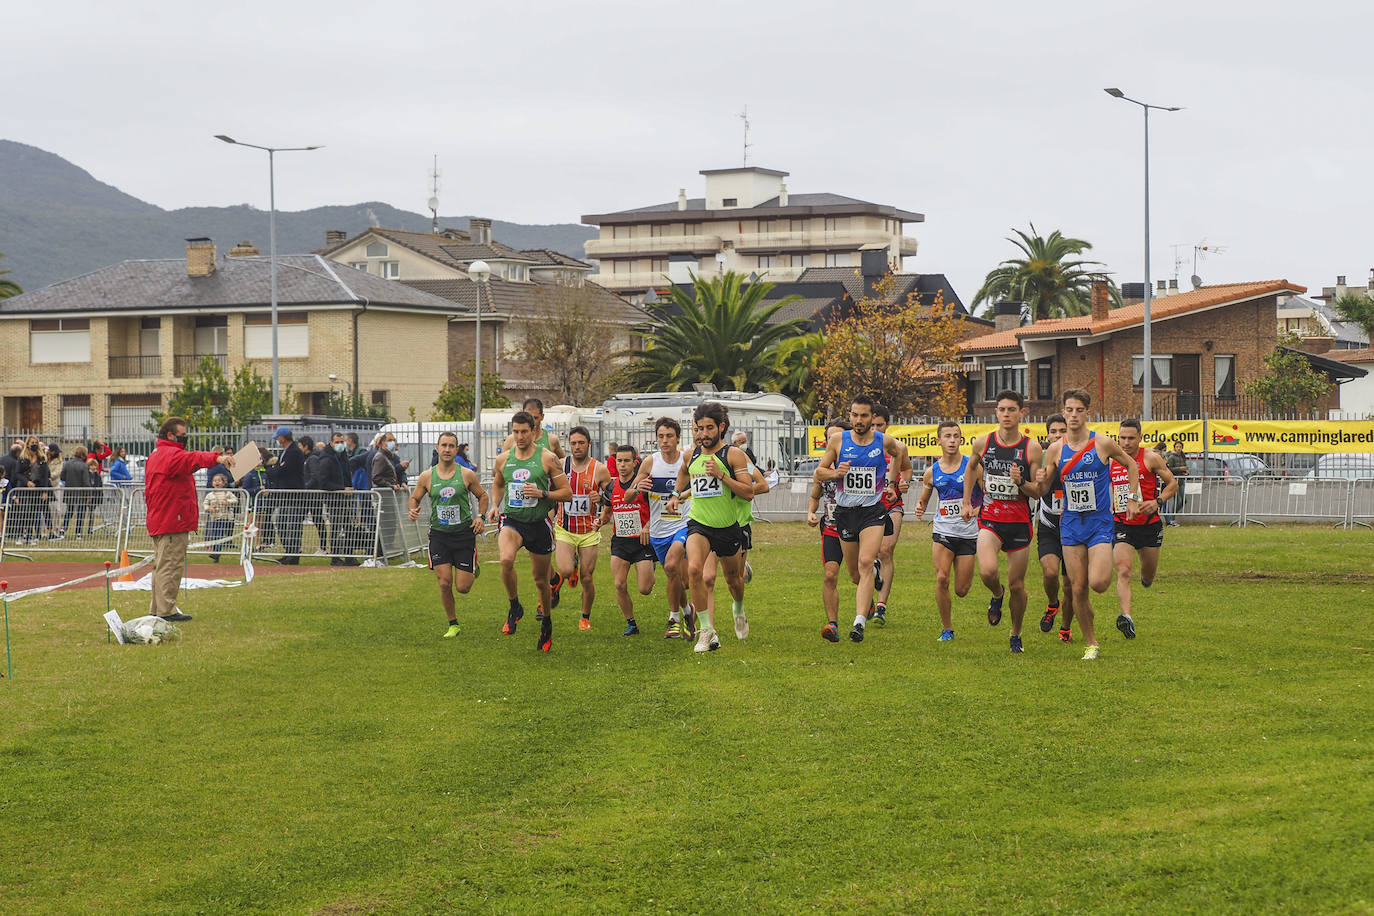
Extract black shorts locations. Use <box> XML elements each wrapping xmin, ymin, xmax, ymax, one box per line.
<box><xmin>933</xmin><ymin>531</ymin><xmax>978</xmax><ymax>557</ymax></box>
<box><xmin>1114</xmin><ymin>520</ymin><xmax>1164</xmax><ymax>551</ymax></box>
<box><xmin>428</xmin><ymin>528</ymin><xmax>476</xmax><ymax>573</ymax></box>
<box><xmin>501</xmin><ymin>516</ymin><xmax>555</xmax><ymax>555</ymax></box>
<box><xmin>686</xmin><ymin>519</ymin><xmax>742</xmax><ymax>558</ymax></box>
<box><xmin>821</xmin><ymin>529</ymin><xmax>842</xmax><ymax>565</ymax></box>
<box><xmin>610</xmin><ymin>535</ymin><xmax>656</xmax><ymax>564</ymax></box>
<box><xmin>978</xmin><ymin>518</ymin><xmax>1034</xmax><ymax>553</ymax></box>
<box><xmin>834</xmin><ymin>502</ymin><xmax>889</xmax><ymax>542</ymax></box>
<box><xmin>883</xmin><ymin>514</ymin><xmax>895</xmax><ymax>537</ymax></box>
<box><xmin>1037</xmin><ymin>521</ymin><xmax>1063</xmax><ymax>561</ymax></box>
<box><xmin>740</xmin><ymin>523</ymin><xmax>753</xmax><ymax>552</ymax></box>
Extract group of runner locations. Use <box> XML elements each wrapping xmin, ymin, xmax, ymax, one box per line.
<box><xmin>408</xmin><ymin>390</ymin><xmax>1175</xmax><ymax>660</ymax></box>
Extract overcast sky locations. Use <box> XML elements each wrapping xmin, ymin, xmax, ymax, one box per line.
<box><xmin>8</xmin><ymin>0</ymin><xmax>1371</xmax><ymax>304</ymax></box>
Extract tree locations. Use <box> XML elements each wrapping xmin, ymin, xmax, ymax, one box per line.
<box><xmin>1244</xmin><ymin>335</ymin><xmax>1335</xmax><ymax>415</ymax></box>
<box><xmin>1333</xmin><ymin>292</ymin><xmax>1374</xmax><ymax>340</ymax></box>
<box><xmin>317</xmin><ymin>389</ymin><xmax>392</xmax><ymax>422</ymax></box>
<box><xmin>765</xmin><ymin>332</ymin><xmax>825</xmax><ymax>420</ymax></box>
<box><xmin>0</xmin><ymin>252</ymin><xmax>21</xmax><ymax>300</ymax></box>
<box><xmin>432</xmin><ymin>360</ymin><xmax>512</xmax><ymax>421</ymax></box>
<box><xmin>517</xmin><ymin>282</ymin><xmax>628</xmax><ymax>405</ymax></box>
<box><xmin>972</xmin><ymin>224</ymin><xmax>1120</xmax><ymax>322</ymax></box>
<box><xmin>812</xmin><ymin>274</ymin><xmax>969</xmax><ymax>420</ymax></box>
<box><xmin>149</xmin><ymin>358</ymin><xmax>287</xmax><ymax>431</ymax></box>
<box><xmin>624</xmin><ymin>271</ymin><xmax>806</xmax><ymax>392</ymax></box>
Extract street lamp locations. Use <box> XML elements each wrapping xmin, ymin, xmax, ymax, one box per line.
<box><xmin>215</xmin><ymin>134</ymin><xmax>323</xmax><ymax>416</ymax></box>
<box><xmin>468</xmin><ymin>260</ymin><xmax>491</xmax><ymax>476</ymax></box>
<box><xmin>1103</xmin><ymin>89</ymin><xmax>1181</xmax><ymax>421</ymax></box>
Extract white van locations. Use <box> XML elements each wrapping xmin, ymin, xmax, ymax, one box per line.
<box><xmin>598</xmin><ymin>391</ymin><xmax>806</xmax><ymax>469</ymax></box>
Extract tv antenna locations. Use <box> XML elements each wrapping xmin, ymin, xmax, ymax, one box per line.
<box><xmin>427</xmin><ymin>155</ymin><xmax>441</xmax><ymax>234</ymax></box>
<box><xmin>739</xmin><ymin>105</ymin><xmax>751</xmax><ymax>166</ymax></box>
<box><xmin>1191</xmin><ymin>241</ymin><xmax>1225</xmax><ymax>289</ymax></box>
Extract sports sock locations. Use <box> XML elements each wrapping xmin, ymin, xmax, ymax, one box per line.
<box><xmin>581</xmin><ymin>612</ymin><xmax>590</xmax><ymax>619</ymax></box>
<box><xmin>853</xmin><ymin>613</ymin><xmax>866</xmax><ymax>628</ymax></box>
<box><xmin>448</xmin><ymin>618</ymin><xmax>458</xmax><ymax>626</ymax></box>
<box><xmin>509</xmin><ymin>597</ymin><xmax>521</xmax><ymax>612</ymax></box>
<box><xmin>669</xmin><ymin>610</ymin><xmax>681</xmax><ymax>622</ymax></box>
<box><xmin>627</xmin><ymin>617</ymin><xmax>636</xmax><ymax>627</ymax></box>
<box><xmin>732</xmin><ymin>599</ymin><xmax>744</xmax><ymax>618</ymax></box>
<box><xmin>1048</xmin><ymin>600</ymin><xmax>1059</xmax><ymax>609</ymax></box>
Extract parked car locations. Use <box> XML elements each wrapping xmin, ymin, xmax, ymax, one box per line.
<box><xmin>1304</xmin><ymin>453</ymin><xmax>1374</xmax><ymax>481</ymax></box>
<box><xmin>1185</xmin><ymin>453</ymin><xmax>1270</xmax><ymax>479</ymax></box>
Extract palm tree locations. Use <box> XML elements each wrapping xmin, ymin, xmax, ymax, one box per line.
<box><xmin>0</xmin><ymin>253</ymin><xmax>21</xmax><ymax>300</ymax></box>
<box><xmin>626</xmin><ymin>271</ymin><xmax>806</xmax><ymax>392</ymax></box>
<box><xmin>766</xmin><ymin>331</ymin><xmax>824</xmax><ymax>419</ymax></box>
<box><xmin>972</xmin><ymin>224</ymin><xmax>1119</xmax><ymax>322</ymax></box>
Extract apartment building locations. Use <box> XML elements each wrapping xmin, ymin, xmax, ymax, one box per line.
<box><xmin>581</xmin><ymin>167</ymin><xmax>922</xmax><ymax>300</ymax></box>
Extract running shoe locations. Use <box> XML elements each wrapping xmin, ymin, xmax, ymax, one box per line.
<box><xmin>987</xmin><ymin>593</ymin><xmax>1004</xmax><ymax>627</ymax></box>
<box><xmin>1040</xmin><ymin>604</ymin><xmax>1059</xmax><ymax>633</ymax></box>
<box><xmin>549</xmin><ymin>571</ymin><xmax>563</xmax><ymax>610</ymax></box>
<box><xmin>743</xmin><ymin>562</ymin><xmax>753</xmax><ymax>584</ymax></box>
<box><xmin>1140</xmin><ymin>577</ymin><xmax>1152</xmax><ymax>589</ymax></box>
<box><xmin>865</xmin><ymin>599</ymin><xmax>875</xmax><ymax>621</ymax></box>
<box><xmin>443</xmin><ymin>622</ymin><xmax>461</xmax><ymax>639</ymax></box>
<box><xmin>538</xmin><ymin>615</ymin><xmax>553</xmax><ymax>653</ymax></box>
<box><xmin>734</xmin><ymin>612</ymin><xmax>749</xmax><ymax>640</ymax></box>
<box><xmin>874</xmin><ymin>603</ymin><xmax>887</xmax><ymax>627</ymax></box>
<box><xmin>849</xmin><ymin>621</ymin><xmax>865</xmax><ymax>643</ymax></box>
<box><xmin>1058</xmin><ymin>627</ymin><xmax>1072</xmax><ymax>643</ymax></box>
<box><xmin>568</xmin><ymin>566</ymin><xmax>579</xmax><ymax>588</ymax></box>
<box><xmin>710</xmin><ymin>633</ymin><xmax>721</xmax><ymax>651</ymax></box>
<box><xmin>1116</xmin><ymin>614</ymin><xmax>1136</xmax><ymax>639</ymax></box>
<box><xmin>1010</xmin><ymin>635</ymin><xmax>1024</xmax><ymax>654</ymax></box>
<box><xmin>664</xmin><ymin>618</ymin><xmax>682</xmax><ymax>639</ymax></box>
<box><xmin>694</xmin><ymin>627</ymin><xmax>716</xmax><ymax>653</ymax></box>
<box><xmin>873</xmin><ymin>559</ymin><xmax>884</xmax><ymax>593</ymax></box>
<box><xmin>623</xmin><ymin>621</ymin><xmax>639</xmax><ymax>637</ymax></box>
<box><xmin>473</xmin><ymin>560</ymin><xmax>481</xmax><ymax>579</ymax></box>
<box><xmin>502</xmin><ymin>602</ymin><xmax>524</xmax><ymax>635</ymax></box>
<box><xmin>683</xmin><ymin>604</ymin><xmax>698</xmax><ymax>641</ymax></box>
<box><xmin>822</xmin><ymin>622</ymin><xmax>840</xmax><ymax>642</ymax></box>
<box><xmin>578</xmin><ymin>615</ymin><xmax>592</xmax><ymax>631</ymax></box>
<box><xmin>1082</xmin><ymin>645</ymin><xmax>1100</xmax><ymax>660</ymax></box>
<box><xmin>938</xmin><ymin>629</ymin><xmax>955</xmax><ymax>642</ymax></box>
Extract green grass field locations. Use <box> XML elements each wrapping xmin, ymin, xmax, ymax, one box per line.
<box><xmin>1</xmin><ymin>524</ymin><xmax>1370</xmax><ymax>915</ymax></box>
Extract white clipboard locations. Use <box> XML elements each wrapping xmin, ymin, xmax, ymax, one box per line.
<box><xmin>229</xmin><ymin>442</ymin><xmax>263</xmax><ymax>483</ymax></box>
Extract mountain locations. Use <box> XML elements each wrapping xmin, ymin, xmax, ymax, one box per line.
<box><xmin>0</xmin><ymin>140</ymin><xmax>597</xmax><ymax>292</ymax></box>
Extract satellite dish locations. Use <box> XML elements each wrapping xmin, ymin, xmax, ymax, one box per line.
<box><xmin>427</xmin><ymin>196</ymin><xmax>440</xmax><ymax>212</ymax></box>
<box><xmin>1190</xmin><ymin>274</ymin><xmax>1203</xmax><ymax>290</ymax></box>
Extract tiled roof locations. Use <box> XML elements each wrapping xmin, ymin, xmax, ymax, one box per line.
<box><xmin>0</xmin><ymin>255</ymin><xmax>463</xmax><ymax>315</ymax></box>
<box><xmin>439</xmin><ymin>241</ymin><xmax>535</xmax><ymax>263</ymax></box>
<box><xmin>323</xmin><ymin>227</ymin><xmax>471</xmax><ymax>266</ymax></box>
<box><xmin>403</xmin><ymin>276</ymin><xmax>651</xmax><ymax>326</ymax></box>
<box><xmin>585</xmin><ymin>193</ymin><xmax>923</xmax><ymax>223</ymax></box>
<box><xmin>520</xmin><ymin>248</ymin><xmax>590</xmax><ymax>269</ymax></box>
<box><xmin>1326</xmin><ymin>347</ymin><xmax>1374</xmax><ymax>364</ymax></box>
<box><xmin>959</xmin><ymin>280</ymin><xmax>1306</xmax><ymax>354</ymax></box>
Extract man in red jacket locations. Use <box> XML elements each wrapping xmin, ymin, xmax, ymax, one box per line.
<box><xmin>144</xmin><ymin>416</ymin><xmax>233</xmax><ymax>621</ymax></box>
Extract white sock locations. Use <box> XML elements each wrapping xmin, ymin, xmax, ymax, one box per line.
<box><xmin>853</xmin><ymin>613</ymin><xmax>866</xmax><ymax>628</ymax></box>
<box><xmin>669</xmin><ymin>610</ymin><xmax>681</xmax><ymax>622</ymax></box>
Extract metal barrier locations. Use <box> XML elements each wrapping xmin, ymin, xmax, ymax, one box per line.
<box><xmin>1172</xmin><ymin>477</ymin><xmax>1247</xmax><ymax>526</ymax></box>
<box><xmin>0</xmin><ymin>487</ymin><xmax>128</xmax><ymax>559</ymax></box>
<box><xmin>250</xmin><ymin>489</ymin><xmax>381</xmax><ymax>564</ymax></box>
<box><xmin>123</xmin><ymin>487</ymin><xmax>252</xmax><ymax>559</ymax></box>
<box><xmin>1346</xmin><ymin>479</ymin><xmax>1374</xmax><ymax>530</ymax></box>
<box><xmin>1242</xmin><ymin>476</ymin><xmax>1353</xmax><ymax>528</ymax></box>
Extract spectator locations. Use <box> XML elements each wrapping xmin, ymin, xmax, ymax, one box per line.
<box><xmin>0</xmin><ymin>441</ymin><xmax>23</xmax><ymax>500</ymax></box>
<box><xmin>87</xmin><ymin>456</ymin><xmax>112</xmax><ymax>532</ymax></box>
<box><xmin>109</xmin><ymin>447</ymin><xmax>134</xmax><ymax>487</ymax></box>
<box><xmin>270</xmin><ymin>426</ymin><xmax>306</xmax><ymax>565</ymax></box>
<box><xmin>306</xmin><ymin>433</ymin><xmax>354</xmax><ymax>565</ymax></box>
<box><xmin>456</xmin><ymin>442</ymin><xmax>476</xmax><ymax>471</ymax></box>
<box><xmin>61</xmin><ymin>446</ymin><xmax>92</xmax><ymax>538</ymax></box>
<box><xmin>732</xmin><ymin>431</ymin><xmax>759</xmax><ymax>468</ymax></box>
<box><xmin>201</xmin><ymin>472</ymin><xmax>238</xmax><ymax>563</ymax></box>
<box><xmin>241</xmin><ymin>445</ymin><xmax>276</xmax><ymax>549</ymax></box>
<box><xmin>144</xmin><ymin>416</ymin><xmax>232</xmax><ymax>621</ymax></box>
<box><xmin>88</xmin><ymin>438</ymin><xmax>112</xmax><ymax>471</ymax></box>
<box><xmin>44</xmin><ymin>445</ymin><xmax>63</xmax><ymax>536</ymax></box>
<box><xmin>371</xmin><ymin>432</ymin><xmax>405</xmax><ymax>558</ymax></box>
<box><xmin>25</xmin><ymin>442</ymin><xmax>53</xmax><ymax>542</ymax></box>
<box><xmin>345</xmin><ymin>431</ymin><xmax>363</xmax><ymax>458</ymax></box>
<box><xmin>1164</xmin><ymin>439</ymin><xmax>1188</xmax><ymax>527</ymax></box>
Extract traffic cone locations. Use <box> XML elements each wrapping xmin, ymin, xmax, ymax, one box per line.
<box><xmin>117</xmin><ymin>550</ymin><xmax>134</xmax><ymax>583</ymax></box>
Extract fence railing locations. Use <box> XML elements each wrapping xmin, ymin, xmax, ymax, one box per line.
<box><xmin>108</xmin><ymin>355</ymin><xmax>162</xmax><ymax>379</ymax></box>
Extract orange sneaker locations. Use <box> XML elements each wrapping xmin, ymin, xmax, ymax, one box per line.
<box><xmin>578</xmin><ymin>615</ymin><xmax>591</xmax><ymax>631</ymax></box>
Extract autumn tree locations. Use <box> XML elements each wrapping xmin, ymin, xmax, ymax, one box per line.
<box><xmin>813</xmin><ymin>274</ymin><xmax>969</xmax><ymax>420</ymax></box>
<box><xmin>1244</xmin><ymin>335</ymin><xmax>1335</xmax><ymax>415</ymax></box>
<box><xmin>518</xmin><ymin>282</ymin><xmax>628</xmax><ymax>405</ymax></box>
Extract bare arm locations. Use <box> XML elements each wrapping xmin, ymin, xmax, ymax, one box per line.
<box><xmin>1099</xmin><ymin>438</ymin><xmax>1141</xmax><ymax>518</ymax></box>
<box><xmin>914</xmin><ymin>466</ymin><xmax>935</xmax><ymax>518</ymax></box>
<box><xmin>814</xmin><ymin>431</ymin><xmax>846</xmax><ymax>483</ymax></box>
<box><xmin>1147</xmin><ymin>451</ymin><xmax>1177</xmax><ymax>510</ymax></box>
<box><xmin>407</xmin><ymin>469</ymin><xmax>433</xmax><ymax>522</ymax></box>
<box><xmin>807</xmin><ymin>479</ymin><xmax>823</xmax><ymax>526</ymax></box>
<box><xmin>962</xmin><ymin>435</ymin><xmax>985</xmax><ymax>517</ymax></box>
<box><xmin>720</xmin><ymin>449</ymin><xmax>755</xmax><ymax>501</ymax></box>
<box><xmin>541</xmin><ymin>451</ymin><xmax>573</xmax><ymax>503</ymax></box>
<box><xmin>486</xmin><ymin>454</ymin><xmax>508</xmax><ymax>522</ymax></box>
<box><xmin>462</xmin><ymin>467</ymin><xmax>489</xmax><ymax>533</ymax></box>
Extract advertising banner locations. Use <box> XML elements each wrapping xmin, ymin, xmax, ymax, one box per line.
<box><xmin>1206</xmin><ymin>419</ymin><xmax>1374</xmax><ymax>454</ymax></box>
<box><xmin>807</xmin><ymin>420</ymin><xmax>1204</xmax><ymax>457</ymax></box>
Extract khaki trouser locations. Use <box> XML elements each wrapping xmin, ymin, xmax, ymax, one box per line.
<box><xmin>148</xmin><ymin>531</ymin><xmax>190</xmax><ymax>617</ymax></box>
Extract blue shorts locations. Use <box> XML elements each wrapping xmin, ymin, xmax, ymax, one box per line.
<box><xmin>650</xmin><ymin>528</ymin><xmax>689</xmax><ymax>565</ymax></box>
<box><xmin>1058</xmin><ymin>509</ymin><xmax>1115</xmax><ymax>548</ymax></box>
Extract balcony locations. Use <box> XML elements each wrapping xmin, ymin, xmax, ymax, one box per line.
<box><xmin>174</xmin><ymin>352</ymin><xmax>228</xmax><ymax>376</ymax></box>
<box><xmin>584</xmin><ymin>234</ymin><xmax>722</xmax><ymax>258</ymax></box>
<box><xmin>733</xmin><ymin>229</ymin><xmax>919</xmax><ymax>255</ymax></box>
<box><xmin>108</xmin><ymin>355</ymin><xmax>162</xmax><ymax>379</ymax></box>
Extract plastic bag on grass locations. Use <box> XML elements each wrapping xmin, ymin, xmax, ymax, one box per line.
<box><xmin>122</xmin><ymin>615</ymin><xmax>181</xmax><ymax>645</ymax></box>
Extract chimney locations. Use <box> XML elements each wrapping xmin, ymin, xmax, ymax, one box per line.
<box><xmin>470</xmin><ymin>217</ymin><xmax>492</xmax><ymax>245</ymax></box>
<box><xmin>779</xmin><ymin>182</ymin><xmax>788</xmax><ymax>207</ymax></box>
<box><xmin>677</xmin><ymin>188</ymin><xmax>688</xmax><ymax>211</ymax></box>
<box><xmin>185</xmin><ymin>238</ymin><xmax>216</xmax><ymax>277</ymax></box>
<box><xmin>228</xmin><ymin>240</ymin><xmax>260</xmax><ymax>258</ymax></box>
<box><xmin>995</xmin><ymin>300</ymin><xmax>1023</xmax><ymax>332</ymax></box>
<box><xmin>860</xmin><ymin>247</ymin><xmax>888</xmax><ymax>281</ymax></box>
<box><xmin>1091</xmin><ymin>279</ymin><xmax>1110</xmax><ymax>321</ymax></box>
<box><xmin>1336</xmin><ymin>275</ymin><xmax>1346</xmax><ymax>287</ymax></box>
<box><xmin>1156</xmin><ymin>279</ymin><xmax>1168</xmax><ymax>295</ymax></box>
<box><xmin>1120</xmin><ymin>282</ymin><xmax>1146</xmax><ymax>304</ymax></box>
<box><xmin>1168</xmin><ymin>278</ymin><xmax>1178</xmax><ymax>292</ymax></box>
<box><xmin>1368</xmin><ymin>268</ymin><xmax>1373</xmax><ymax>291</ymax></box>
<box><xmin>324</xmin><ymin>229</ymin><xmax>347</xmax><ymax>246</ymax></box>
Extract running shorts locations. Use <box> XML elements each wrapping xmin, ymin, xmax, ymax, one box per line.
<box><xmin>978</xmin><ymin>518</ymin><xmax>1034</xmax><ymax>553</ymax></box>
<box><xmin>428</xmin><ymin>528</ymin><xmax>476</xmax><ymax>573</ymax></box>
<box><xmin>501</xmin><ymin>516</ymin><xmax>555</xmax><ymax>555</ymax></box>
<box><xmin>1114</xmin><ymin>520</ymin><xmax>1164</xmax><ymax>551</ymax></box>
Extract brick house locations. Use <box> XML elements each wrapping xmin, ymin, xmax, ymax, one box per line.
<box><xmin>0</xmin><ymin>239</ymin><xmax>462</xmax><ymax>437</ymax></box>
<box><xmin>957</xmin><ymin>280</ymin><xmax>1312</xmax><ymax>417</ymax></box>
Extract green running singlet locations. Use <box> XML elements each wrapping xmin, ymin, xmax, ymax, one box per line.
<box><xmin>503</xmin><ymin>448</ymin><xmax>552</xmax><ymax>523</ymax></box>
<box><xmin>687</xmin><ymin>445</ymin><xmax>738</xmax><ymax>529</ymax></box>
<box><xmin>429</xmin><ymin>463</ymin><xmax>472</xmax><ymax>532</ymax></box>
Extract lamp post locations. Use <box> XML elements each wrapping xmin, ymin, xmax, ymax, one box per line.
<box><xmin>214</xmin><ymin>135</ymin><xmax>322</xmax><ymax>416</ymax></box>
<box><xmin>1103</xmin><ymin>89</ymin><xmax>1180</xmax><ymax>421</ymax></box>
<box><xmin>468</xmin><ymin>260</ymin><xmax>491</xmax><ymax>476</ymax></box>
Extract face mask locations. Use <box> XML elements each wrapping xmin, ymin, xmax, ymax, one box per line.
<box><xmin>387</xmin><ymin>441</ymin><xmax>397</xmax><ymax>451</ymax></box>
<box><xmin>174</xmin><ymin>434</ymin><xmax>188</xmax><ymax>445</ymax></box>
<box><xmin>333</xmin><ymin>443</ymin><xmax>346</xmax><ymax>453</ymax></box>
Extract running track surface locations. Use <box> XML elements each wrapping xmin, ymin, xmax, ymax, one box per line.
<box><xmin>0</xmin><ymin>560</ymin><xmax>338</xmax><ymax>595</ymax></box>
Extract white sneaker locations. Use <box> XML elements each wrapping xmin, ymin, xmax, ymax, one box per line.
<box><xmin>694</xmin><ymin>627</ymin><xmax>716</xmax><ymax>653</ymax></box>
<box><xmin>734</xmin><ymin>613</ymin><xmax>749</xmax><ymax>640</ymax></box>
<box><xmin>743</xmin><ymin>562</ymin><xmax>753</xmax><ymax>584</ymax></box>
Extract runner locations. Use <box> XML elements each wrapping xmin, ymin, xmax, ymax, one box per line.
<box><xmin>501</xmin><ymin>397</ymin><xmax>568</xmax><ymax>607</ymax></box>
<box><xmin>701</xmin><ymin>451</ymin><xmax>770</xmax><ymax>639</ymax></box>
<box><xmin>962</xmin><ymin>389</ymin><xmax>1041</xmax><ymax>653</ymax></box>
<box><xmin>407</xmin><ymin>431</ymin><xmax>489</xmax><ymax>638</ymax></box>
<box><xmin>914</xmin><ymin>420</ymin><xmax>979</xmax><ymax>642</ymax></box>
<box><xmin>1036</xmin><ymin>413</ymin><xmax>1076</xmax><ymax>643</ymax></box>
<box><xmin>871</xmin><ymin>405</ymin><xmax>912</xmax><ymax>626</ymax></box>
<box><xmin>1032</xmin><ymin>389</ymin><xmax>1140</xmax><ymax>660</ymax></box>
<box><xmin>1111</xmin><ymin>418</ymin><xmax>1177</xmax><ymax>639</ymax></box>
<box><xmin>487</xmin><ymin>410</ymin><xmax>573</xmax><ymax>652</ymax></box>
<box><xmin>632</xmin><ymin>417</ymin><xmax>696</xmax><ymax>640</ymax></box>
<box><xmin>598</xmin><ymin>444</ymin><xmax>656</xmax><ymax>636</ymax></box>
<box><xmin>664</xmin><ymin>402</ymin><xmax>755</xmax><ymax>653</ymax></box>
<box><xmin>806</xmin><ymin>419</ymin><xmax>850</xmax><ymax>641</ymax></box>
<box><xmin>814</xmin><ymin>395</ymin><xmax>909</xmax><ymax>644</ymax></box>
<box><xmin>554</xmin><ymin>426</ymin><xmax>612</xmax><ymax>631</ymax></box>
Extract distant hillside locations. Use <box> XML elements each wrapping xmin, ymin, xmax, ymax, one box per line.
<box><xmin>0</xmin><ymin>140</ymin><xmax>597</xmax><ymax>291</ymax></box>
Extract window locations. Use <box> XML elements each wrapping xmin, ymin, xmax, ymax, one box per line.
<box><xmin>758</xmin><ymin>220</ymin><xmax>775</xmax><ymax>234</ymax></box>
<box><xmin>370</xmin><ymin>390</ymin><xmax>389</xmax><ymax>407</ymax></box>
<box><xmin>244</xmin><ymin>312</ymin><xmax>308</xmax><ymax>358</ymax></box>
<box><xmin>381</xmin><ymin>261</ymin><xmax>399</xmax><ymax>279</ymax></box>
<box><xmin>824</xmin><ymin>217</ymin><xmax>851</xmax><ymax>232</ymax></box>
<box><xmin>651</xmin><ymin>224</ymin><xmax>667</xmax><ymax>237</ymax></box>
<box><xmin>1131</xmin><ymin>355</ymin><xmax>1173</xmax><ymax>388</ymax></box>
<box><xmin>824</xmin><ymin>252</ymin><xmax>852</xmax><ymax>267</ymax></box>
<box><xmin>194</xmin><ymin>315</ymin><xmax>228</xmax><ymax>355</ymax></box>
<box><xmin>60</xmin><ymin>394</ymin><xmax>92</xmax><ymax>439</ymax></box>
<box><xmin>349</xmin><ymin>261</ymin><xmax>369</xmax><ymax>273</ymax></box>
<box><xmin>30</xmin><ymin>318</ymin><xmax>91</xmax><ymax>364</ymax></box>
<box><xmin>791</xmin><ymin>219</ymin><xmax>808</xmax><ymax>233</ymax></box>
<box><xmin>1215</xmin><ymin>355</ymin><xmax>1236</xmax><ymax>399</ymax></box>
<box><xmin>364</xmin><ymin>241</ymin><xmax>388</xmax><ymax>257</ymax></box>
<box><xmin>650</xmin><ymin>259</ymin><xmax>668</xmax><ymax>274</ymax></box>
<box><xmin>790</xmin><ymin>254</ymin><xmax>807</xmax><ymax>268</ymax></box>
<box><xmin>629</xmin><ymin>334</ymin><xmax>645</xmax><ymax>351</ymax></box>
<box><xmin>722</xmin><ymin>197</ymin><xmax>738</xmax><ymax>207</ymax></box>
<box><xmin>984</xmin><ymin>363</ymin><xmax>1027</xmax><ymax>398</ymax></box>
<box><xmin>757</xmin><ymin>255</ymin><xmax>776</xmax><ymax>269</ymax></box>
<box><xmin>684</xmin><ymin>223</ymin><xmax>702</xmax><ymax>237</ymax></box>
<box><xmin>140</xmin><ymin>316</ymin><xmax>161</xmax><ymax>357</ymax></box>
<box><xmin>1036</xmin><ymin>362</ymin><xmax>1054</xmax><ymax>400</ymax></box>
<box><xmin>613</xmin><ymin>260</ymin><xmax>632</xmax><ymax>275</ymax></box>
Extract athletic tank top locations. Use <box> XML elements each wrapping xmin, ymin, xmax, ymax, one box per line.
<box><xmin>604</xmin><ymin>476</ymin><xmax>650</xmax><ymax>539</ymax></box>
<box><xmin>932</xmin><ymin>455</ymin><xmax>980</xmax><ymax>539</ymax></box>
<box><xmin>880</xmin><ymin>453</ymin><xmax>903</xmax><ymax>510</ymax></box>
<box><xmin>429</xmin><ymin>463</ymin><xmax>473</xmax><ymax>532</ymax></box>
<box><xmin>835</xmin><ymin>430</ymin><xmax>887</xmax><ymax>508</ymax></box>
<box><xmin>819</xmin><ymin>478</ymin><xmax>839</xmax><ymax>536</ymax></box>
<box><xmin>1059</xmin><ymin>433</ymin><xmax>1112</xmax><ymax>518</ymax></box>
<box><xmin>737</xmin><ymin>460</ymin><xmax>757</xmax><ymax>526</ymax></box>
<box><xmin>534</xmin><ymin>429</ymin><xmax>552</xmax><ymax>454</ymax></box>
<box><xmin>978</xmin><ymin>432</ymin><xmax>1032</xmax><ymax>524</ymax></box>
<box><xmin>687</xmin><ymin>445</ymin><xmax>739</xmax><ymax>528</ymax></box>
<box><xmin>503</xmin><ymin>448</ymin><xmax>551</xmax><ymax>523</ymax></box>
<box><xmin>557</xmin><ymin>457</ymin><xmax>600</xmax><ymax>534</ymax></box>
<box><xmin>646</xmin><ymin>451</ymin><xmax>687</xmax><ymax>538</ymax></box>
<box><xmin>1111</xmin><ymin>446</ymin><xmax>1159</xmax><ymax>525</ymax></box>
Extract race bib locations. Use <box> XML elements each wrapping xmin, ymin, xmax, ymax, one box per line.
<box><xmin>1065</xmin><ymin>479</ymin><xmax>1096</xmax><ymax>512</ymax></box>
<box><xmin>1112</xmin><ymin>483</ymin><xmax>1131</xmax><ymax>514</ymax></box>
<box><xmin>614</xmin><ymin>509</ymin><xmax>643</xmax><ymax>537</ymax></box>
<box><xmin>565</xmin><ymin>494</ymin><xmax>591</xmax><ymax>517</ymax></box>
<box><xmin>1049</xmin><ymin>490</ymin><xmax>1064</xmax><ymax>513</ymax></box>
<box><xmin>437</xmin><ymin>505</ymin><xmax>467</xmax><ymax>525</ymax></box>
<box><xmin>692</xmin><ymin>475</ymin><xmax>723</xmax><ymax>498</ymax></box>
<box><xmin>507</xmin><ymin>482</ymin><xmax>531</xmax><ymax>508</ymax></box>
<box><xmin>985</xmin><ymin>474</ymin><xmax>1019</xmax><ymax>500</ymax></box>
<box><xmin>937</xmin><ymin>498</ymin><xmax>962</xmax><ymax>519</ymax></box>
<box><xmin>844</xmin><ymin>466</ymin><xmax>878</xmax><ymax>494</ymax></box>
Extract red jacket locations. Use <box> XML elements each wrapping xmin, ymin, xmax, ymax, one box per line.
<box><xmin>145</xmin><ymin>439</ymin><xmax>222</xmax><ymax>536</ymax></box>
<box><xmin>88</xmin><ymin>442</ymin><xmax>113</xmax><ymax>470</ymax></box>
